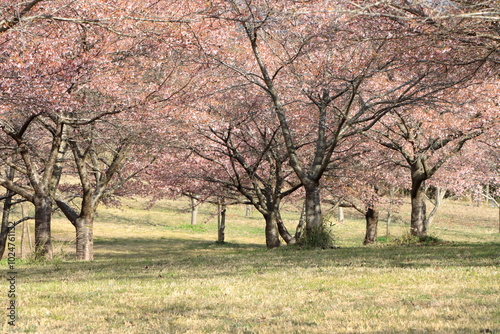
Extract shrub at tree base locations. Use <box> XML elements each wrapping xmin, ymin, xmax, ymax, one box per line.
<box><xmin>298</xmin><ymin>224</ymin><xmax>336</xmax><ymax>249</ymax></box>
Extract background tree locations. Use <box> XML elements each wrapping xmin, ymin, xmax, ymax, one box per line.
<box><xmin>322</xmin><ymin>138</ymin><xmax>405</xmax><ymax>245</ymax></box>
<box><xmin>370</xmin><ymin>80</ymin><xmax>497</xmax><ymax>236</ymax></box>
<box><xmin>184</xmin><ymin>91</ymin><xmax>302</xmax><ymax>247</ymax></box>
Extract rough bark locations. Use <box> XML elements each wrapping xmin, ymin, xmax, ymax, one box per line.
<box><xmin>276</xmin><ymin>211</ymin><xmax>295</xmax><ymax>245</ymax></box>
<box><xmin>54</xmin><ymin>199</ymin><xmax>78</xmax><ymax>227</ymax></box>
<box><xmin>75</xmin><ymin>216</ymin><xmax>93</xmax><ymax>261</ymax></box>
<box><xmin>304</xmin><ymin>181</ymin><xmax>323</xmax><ymax>233</ymax></box>
<box><xmin>33</xmin><ymin>194</ymin><xmax>53</xmax><ymax>260</ymax></box>
<box><xmin>1</xmin><ymin>118</ymin><xmax>67</xmax><ymax>260</ymax></box>
<box><xmin>264</xmin><ymin>212</ymin><xmax>281</xmax><ymax>249</ymax></box>
<box><xmin>217</xmin><ymin>201</ymin><xmax>226</xmax><ymax>244</ymax></box>
<box><xmin>363</xmin><ymin>208</ymin><xmax>379</xmax><ymax>245</ymax></box>
<box><xmin>75</xmin><ymin>185</ymin><xmax>95</xmax><ymax>261</ymax></box>
<box><xmin>410</xmin><ymin>161</ymin><xmax>428</xmax><ymax>237</ymax></box>
<box><xmin>410</xmin><ymin>184</ymin><xmax>427</xmax><ymax>237</ymax></box>
<box><xmin>0</xmin><ymin>230</ymin><xmax>8</xmax><ymax>261</ymax></box>
<box><xmin>55</xmin><ymin>198</ymin><xmax>95</xmax><ymax>261</ymax></box>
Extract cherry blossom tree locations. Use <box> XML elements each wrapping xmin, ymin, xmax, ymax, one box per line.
<box><xmin>0</xmin><ymin>112</ymin><xmax>70</xmax><ymax>259</ymax></box>
<box><xmin>369</xmin><ymin>75</ymin><xmax>498</xmax><ymax>237</ymax></box>
<box><xmin>183</xmin><ymin>89</ymin><xmax>302</xmax><ymax>247</ymax></box>
<box><xmin>188</xmin><ymin>0</ymin><xmax>491</xmax><ymax>244</ymax></box>
<box><xmin>54</xmin><ymin>118</ymin><xmax>134</xmax><ymax>261</ymax></box>
<box><xmin>0</xmin><ymin>9</ymin><xmax>117</xmax><ymax>259</ymax></box>
<box><xmin>337</xmin><ymin>0</ymin><xmax>499</xmax><ymax>237</ymax></box>
<box><xmin>0</xmin><ymin>1</ymin><xmax>190</xmax><ymax>259</ymax></box>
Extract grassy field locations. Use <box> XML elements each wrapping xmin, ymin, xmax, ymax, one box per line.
<box><xmin>1</xmin><ymin>198</ymin><xmax>499</xmax><ymax>333</ymax></box>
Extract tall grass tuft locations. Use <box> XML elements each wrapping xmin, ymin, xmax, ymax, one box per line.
<box><xmin>378</xmin><ymin>233</ymin><xmax>445</xmax><ymax>246</ymax></box>
<box><xmin>298</xmin><ymin>223</ymin><xmax>336</xmax><ymax>249</ymax></box>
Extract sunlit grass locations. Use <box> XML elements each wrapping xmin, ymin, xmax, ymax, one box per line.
<box><xmin>1</xmin><ymin>198</ymin><xmax>499</xmax><ymax>333</ymax></box>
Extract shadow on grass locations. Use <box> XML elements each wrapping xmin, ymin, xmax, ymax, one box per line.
<box><xmin>12</xmin><ymin>235</ymin><xmax>499</xmax><ymax>285</ymax></box>
<box><xmin>94</xmin><ymin>236</ymin><xmax>264</xmax><ymax>256</ymax></box>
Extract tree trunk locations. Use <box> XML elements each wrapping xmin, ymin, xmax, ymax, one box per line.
<box><xmin>363</xmin><ymin>208</ymin><xmax>379</xmax><ymax>245</ymax></box>
<box><xmin>245</xmin><ymin>204</ymin><xmax>252</xmax><ymax>217</ymax></box>
<box><xmin>294</xmin><ymin>203</ymin><xmax>306</xmax><ymax>241</ymax></box>
<box><xmin>410</xmin><ymin>185</ymin><xmax>427</xmax><ymax>237</ymax></box>
<box><xmin>0</xmin><ymin>167</ymin><xmax>15</xmax><ymax>259</ymax></box>
<box><xmin>264</xmin><ymin>212</ymin><xmax>281</xmax><ymax>249</ymax></box>
<box><xmin>0</xmin><ymin>189</ymin><xmax>14</xmax><ymax>260</ymax></box>
<box><xmin>75</xmin><ymin>215</ymin><xmax>94</xmax><ymax>261</ymax></box>
<box><xmin>55</xmin><ymin>198</ymin><xmax>95</xmax><ymax>261</ymax></box>
<box><xmin>304</xmin><ymin>181</ymin><xmax>323</xmax><ymax>233</ymax></box>
<box><xmin>484</xmin><ymin>184</ymin><xmax>490</xmax><ymax>204</ymax></box>
<box><xmin>33</xmin><ymin>194</ymin><xmax>53</xmax><ymax>260</ymax></box>
<box><xmin>217</xmin><ymin>201</ymin><xmax>226</xmax><ymax>244</ymax></box>
<box><xmin>386</xmin><ymin>186</ymin><xmax>395</xmax><ymax>237</ymax></box>
<box><xmin>410</xmin><ymin>163</ymin><xmax>427</xmax><ymax>238</ymax></box>
<box><xmin>424</xmin><ymin>186</ymin><xmax>446</xmax><ymax>231</ymax></box>
<box><xmin>276</xmin><ymin>211</ymin><xmax>295</xmax><ymax>245</ymax></box>
<box><xmin>338</xmin><ymin>206</ymin><xmax>344</xmax><ymax>224</ymax></box>
<box><xmin>386</xmin><ymin>210</ymin><xmax>392</xmax><ymax>237</ymax></box>
<box><xmin>190</xmin><ymin>196</ymin><xmax>199</xmax><ymax>225</ymax></box>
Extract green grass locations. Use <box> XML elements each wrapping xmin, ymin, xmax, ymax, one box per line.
<box><xmin>1</xmin><ymin>198</ymin><xmax>499</xmax><ymax>333</ymax></box>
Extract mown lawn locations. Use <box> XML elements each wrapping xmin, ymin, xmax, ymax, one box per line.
<box><xmin>1</xmin><ymin>199</ymin><xmax>499</xmax><ymax>333</ymax></box>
